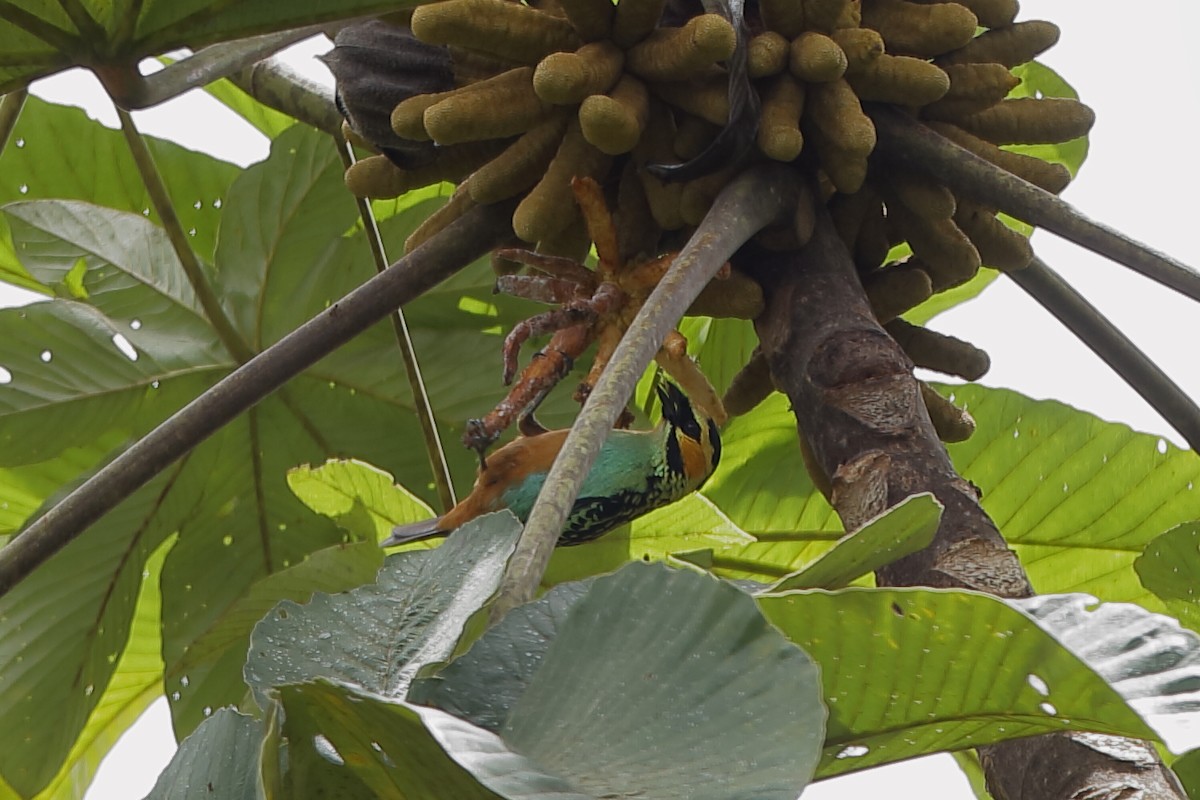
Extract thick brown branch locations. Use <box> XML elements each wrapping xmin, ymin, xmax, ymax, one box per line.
<box><xmin>746</xmin><ymin>198</ymin><xmax>1184</xmax><ymax>800</ymax></box>
<box><xmin>0</xmin><ymin>200</ymin><xmax>515</xmax><ymax>597</ymax></box>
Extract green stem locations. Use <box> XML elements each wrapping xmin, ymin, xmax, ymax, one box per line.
<box><xmin>0</xmin><ymin>1</ymin><xmax>77</xmax><ymax>51</ymax></box>
<box><xmin>1009</xmin><ymin>257</ymin><xmax>1200</xmax><ymax>452</ymax></box>
<box><xmin>0</xmin><ymin>88</ymin><xmax>28</xmax><ymax>154</ymax></box>
<box><xmin>490</xmin><ymin>164</ymin><xmax>798</xmax><ymax>620</ymax></box>
<box><xmin>116</xmin><ymin>108</ymin><xmax>255</xmax><ymax>364</ymax></box>
<box><xmin>0</xmin><ymin>201</ymin><xmax>516</xmax><ymax>597</ymax></box>
<box><xmin>335</xmin><ymin>137</ymin><xmax>457</xmax><ymax>512</ymax></box>
<box><xmin>55</xmin><ymin>0</ymin><xmax>105</xmax><ymax>52</ymax></box>
<box><xmin>103</xmin><ymin>26</ymin><xmax>325</xmax><ymax>110</ymax></box>
<box><xmin>869</xmin><ymin>106</ymin><xmax>1200</xmax><ymax>304</ymax></box>
<box><xmin>230</xmin><ymin>55</ymin><xmax>343</xmax><ymax>136</ymax></box>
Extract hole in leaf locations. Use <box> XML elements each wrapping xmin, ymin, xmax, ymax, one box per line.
<box><xmin>1026</xmin><ymin>674</ymin><xmax>1050</xmax><ymax>696</ymax></box>
<box><xmin>835</xmin><ymin>745</ymin><xmax>869</xmax><ymax>759</ymax></box>
<box><xmin>0</xmin><ymin>366</ymin><xmax>11</xmax><ymax>384</ymax></box>
<box><xmin>111</xmin><ymin>334</ymin><xmax>138</xmax><ymax>361</ymax></box>
<box><xmin>39</xmin><ymin>350</ymin><xmax>51</xmax><ymax>363</ymax></box>
<box><xmin>130</xmin><ymin>319</ymin><xmax>142</xmax><ymax>330</ymax></box>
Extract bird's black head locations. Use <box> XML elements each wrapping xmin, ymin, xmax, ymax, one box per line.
<box><xmin>656</xmin><ymin>381</ymin><xmax>721</xmax><ymax>479</ymax></box>
<box><xmin>656</xmin><ymin>381</ymin><xmax>701</xmax><ymax>440</ymax></box>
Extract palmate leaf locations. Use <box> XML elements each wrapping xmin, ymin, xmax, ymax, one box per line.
<box><xmin>0</xmin><ymin>96</ymin><xmax>238</xmax><ymax>285</ymax></box>
<box><xmin>409</xmin><ymin>563</ymin><xmax>824</xmax><ymax>800</ymax></box>
<box><xmin>0</xmin><ymin>115</ymin><xmax>571</xmax><ymax>794</ymax></box>
<box><xmin>946</xmin><ymin>384</ymin><xmax>1200</xmax><ymax>608</ymax></box>
<box><xmin>756</xmin><ymin>587</ymin><xmax>1156</xmax><ymax>779</ymax></box>
<box><xmin>32</xmin><ymin>535</ymin><xmax>171</xmax><ymax>800</ymax></box>
<box><xmin>699</xmin><ymin>383</ymin><xmax>1200</xmax><ymax>604</ymax></box>
<box><xmin>1137</xmin><ymin>522</ymin><xmax>1200</xmax><ymax>636</ymax></box>
<box><xmin>244</xmin><ymin>514</ymin><xmax>521</xmax><ymax>706</ymax></box>
<box><xmin>143</xmin><ymin>708</ymin><xmax>264</xmax><ymax>800</ymax></box>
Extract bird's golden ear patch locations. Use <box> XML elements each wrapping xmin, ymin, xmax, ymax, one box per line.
<box><xmin>678</xmin><ymin>433</ymin><xmax>710</xmax><ymax>482</ymax></box>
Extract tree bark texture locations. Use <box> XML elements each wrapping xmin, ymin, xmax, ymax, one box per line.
<box><xmin>744</xmin><ymin>201</ymin><xmax>1185</xmax><ymax>800</ymax></box>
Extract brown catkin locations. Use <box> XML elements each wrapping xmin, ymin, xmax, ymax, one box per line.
<box><xmin>757</xmin><ymin>73</ymin><xmax>806</xmax><ymax>162</ymax></box>
<box><xmin>910</xmin><ymin>0</ymin><xmax>1018</xmax><ymax>29</ymax></box>
<box><xmin>513</xmin><ymin>117</ymin><xmax>610</xmax><ymax>242</ymax></box>
<box><xmin>411</xmin><ymin>0</ymin><xmax>581</xmax><ymax>63</ymax></box>
<box><xmin>920</xmin><ymin>381</ymin><xmax>976</xmax><ymax>442</ymax></box>
<box><xmin>465</xmin><ymin>112</ymin><xmax>570</xmax><ymax>203</ymax></box>
<box><xmin>533</xmin><ymin>41</ymin><xmax>624</xmax><ymax>105</ymax></box>
<box><xmin>405</xmin><ymin>184</ymin><xmax>475</xmax><ymax>252</ymax></box>
<box><xmin>424</xmin><ymin>67</ymin><xmax>549</xmax><ymax>145</ymax></box>
<box><xmin>579</xmin><ymin>74</ymin><xmax>650</xmax><ymax>154</ymax></box>
<box><xmin>749</xmin><ymin>31</ymin><xmax>791</xmax><ymax>78</ymax></box>
<box><xmin>790</xmin><ymin>32</ymin><xmax>849</xmax><ymax>83</ymax></box>
<box><xmin>922</xmin><ymin>62</ymin><xmax>1022</xmax><ymax>120</ymax></box>
<box><xmin>806</xmin><ymin>77</ymin><xmax>876</xmax><ymax>193</ymax></box>
<box><xmin>925</xmin><ymin>121</ymin><xmax>1072</xmax><ymax>193</ymax></box>
<box><xmin>612</xmin><ymin>0</ymin><xmax>668</xmax><ymax>47</ymax></box>
<box><xmin>759</xmin><ymin>0</ymin><xmax>806</xmax><ymax>38</ymax></box>
<box><xmin>846</xmin><ymin>54</ymin><xmax>950</xmax><ymax>106</ymax></box>
<box><xmin>833</xmin><ymin>27</ymin><xmax>885</xmax><ymax>74</ymax></box>
<box><xmin>861</xmin><ymin>0</ymin><xmax>978</xmax><ymax>57</ymax></box>
<box><xmin>804</xmin><ymin>0</ymin><xmax>851</xmax><ymax>32</ymax></box>
<box><xmin>651</xmin><ymin>77</ymin><xmax>729</xmax><ymax>126</ymax></box>
<box><xmin>625</xmin><ymin>13</ymin><xmax>737</xmax><ymax>82</ymax></box>
<box><xmin>723</xmin><ymin>350</ymin><xmax>775</xmax><ymax>417</ymax></box>
<box><xmin>886</xmin><ymin>318</ymin><xmax>990</xmax><ymax>379</ymax></box>
<box><xmin>555</xmin><ymin>0</ymin><xmax>613</xmax><ymax>41</ymax></box>
<box><xmin>863</xmin><ymin>263</ymin><xmax>933</xmax><ymax>322</ymax></box>
<box><xmin>954</xmin><ymin>200</ymin><xmax>1033</xmax><ymax>271</ymax></box>
<box><xmin>956</xmin><ymin>97</ymin><xmax>1095</xmax><ymax>145</ymax></box>
<box><xmin>938</xmin><ymin>20</ymin><xmax>1060</xmax><ymax>68</ymax></box>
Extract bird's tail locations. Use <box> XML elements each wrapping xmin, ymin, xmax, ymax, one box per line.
<box><xmin>382</xmin><ymin>518</ymin><xmax>447</xmax><ymax>547</ymax></box>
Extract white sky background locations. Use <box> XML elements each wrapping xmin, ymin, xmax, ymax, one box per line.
<box><xmin>1</xmin><ymin>1</ymin><xmax>1195</xmax><ymax>797</ymax></box>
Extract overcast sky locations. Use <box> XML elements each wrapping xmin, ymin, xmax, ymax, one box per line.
<box><xmin>4</xmin><ymin>2</ymin><xmax>1196</xmax><ymax>797</ymax></box>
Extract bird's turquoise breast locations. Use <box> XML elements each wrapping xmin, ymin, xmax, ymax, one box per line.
<box><xmin>498</xmin><ymin>429</ymin><xmax>683</xmax><ymax>545</ymax></box>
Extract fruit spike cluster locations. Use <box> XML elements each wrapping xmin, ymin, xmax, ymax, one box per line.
<box><xmin>330</xmin><ymin>0</ymin><xmax>1095</xmax><ymax>444</ymax></box>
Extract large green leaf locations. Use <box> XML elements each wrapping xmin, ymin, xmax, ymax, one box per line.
<box><xmin>277</xmin><ymin>682</ymin><xmax>501</xmax><ymax>800</ymax></box>
<box><xmin>144</xmin><ymin>708</ymin><xmax>264</xmax><ymax>800</ymax></box>
<box><xmin>34</xmin><ymin>535</ymin><xmax>171</xmax><ymax>800</ymax></box>
<box><xmin>757</xmin><ymin>587</ymin><xmax>1157</xmax><ymax>779</ymax></box>
<box><xmin>946</xmin><ymin>385</ymin><xmax>1200</xmax><ymax>608</ymax></box>
<box><xmin>769</xmin><ymin>492</ymin><xmax>941</xmax><ymax>590</ymax></box>
<box><xmin>0</xmin><ymin>119</ymin><xmax>532</xmax><ymax>792</ymax></box>
<box><xmin>287</xmin><ymin>459</ymin><xmax>436</xmax><ymax>542</ymax></box>
<box><xmin>0</xmin><ymin>465</ymin><xmax>195</xmax><ymax>797</ymax></box>
<box><xmin>0</xmin><ymin>96</ymin><xmax>238</xmax><ymax>282</ymax></box>
<box><xmin>672</xmin><ymin>492</ymin><xmax>940</xmax><ymax>588</ymax></box>
<box><xmin>1135</xmin><ymin>522</ymin><xmax>1200</xmax><ymax>634</ymax></box>
<box><xmin>168</xmin><ymin>541</ymin><xmax>384</xmax><ymax>737</ymax></box>
<box><xmin>245</xmin><ymin>514</ymin><xmax>521</xmax><ymax>706</ymax></box>
<box><xmin>701</xmin><ymin>392</ymin><xmax>839</xmax><ymax>534</ymax></box>
<box><xmin>411</xmin><ymin>563</ymin><xmax>825</xmax><ymax>800</ymax></box>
